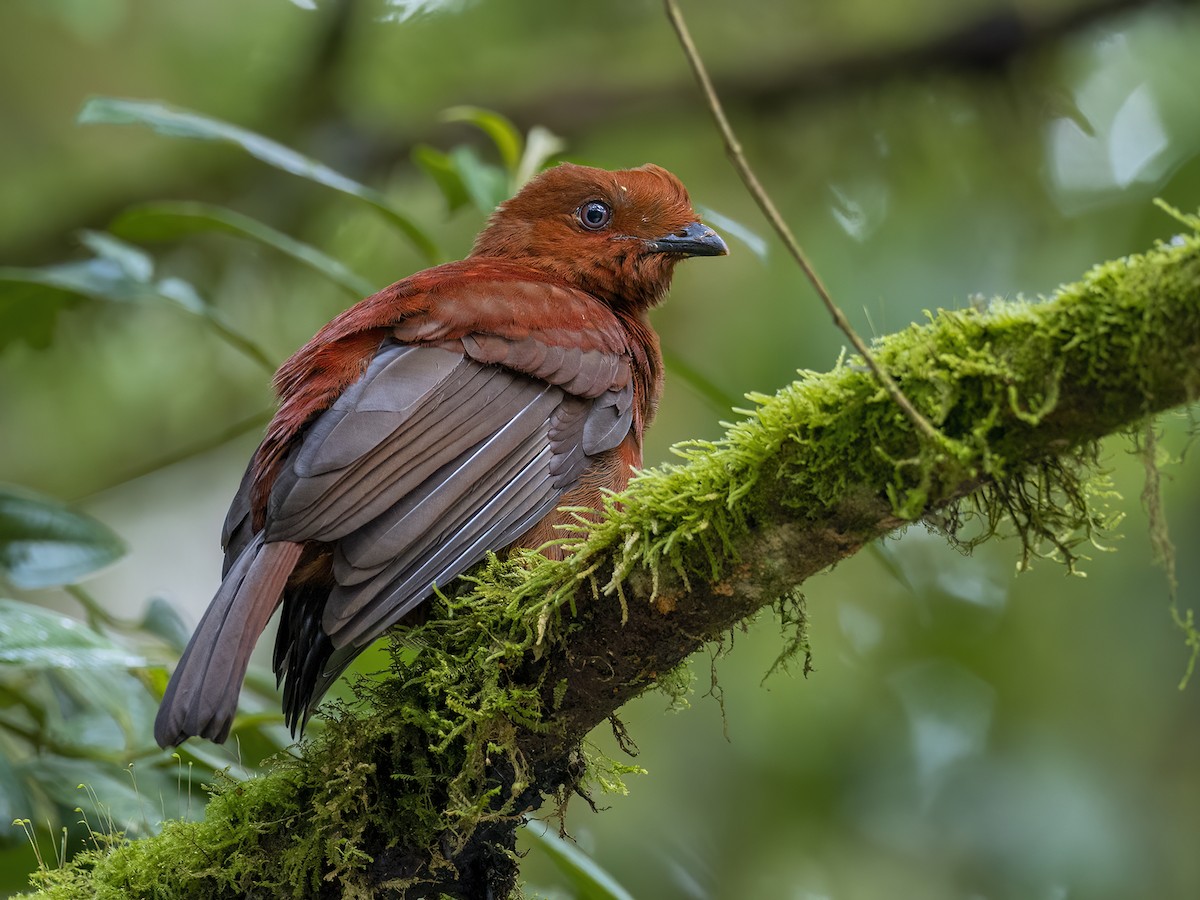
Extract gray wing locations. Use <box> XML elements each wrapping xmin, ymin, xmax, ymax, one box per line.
<box><xmin>264</xmin><ymin>338</ymin><xmax>631</xmax><ymax>651</ymax></box>
<box><xmin>220</xmin><ymin>460</ymin><xmax>256</xmax><ymax>578</ymax></box>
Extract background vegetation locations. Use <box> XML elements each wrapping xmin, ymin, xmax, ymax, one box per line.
<box><xmin>2</xmin><ymin>0</ymin><xmax>1200</xmax><ymax>896</ymax></box>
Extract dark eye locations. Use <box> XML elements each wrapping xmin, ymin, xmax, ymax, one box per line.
<box><xmin>577</xmin><ymin>200</ymin><xmax>612</xmax><ymax>231</ymax></box>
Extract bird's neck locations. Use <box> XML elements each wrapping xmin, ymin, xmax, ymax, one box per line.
<box><xmin>471</xmin><ymin>250</ymin><xmax>675</xmax><ymax>315</ymax></box>
<box><xmin>614</xmin><ymin>307</ymin><xmax>664</xmax><ymax>437</ymax></box>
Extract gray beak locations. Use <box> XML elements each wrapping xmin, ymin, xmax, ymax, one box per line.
<box><xmin>646</xmin><ymin>221</ymin><xmax>729</xmax><ymax>257</ymax></box>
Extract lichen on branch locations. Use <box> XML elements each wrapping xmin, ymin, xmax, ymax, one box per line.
<box><xmin>20</xmin><ymin>223</ymin><xmax>1200</xmax><ymax>899</ymax></box>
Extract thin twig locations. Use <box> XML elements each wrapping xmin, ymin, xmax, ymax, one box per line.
<box><xmin>663</xmin><ymin>0</ymin><xmax>942</xmax><ymax>445</ymax></box>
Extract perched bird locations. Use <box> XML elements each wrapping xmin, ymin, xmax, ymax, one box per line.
<box><xmin>154</xmin><ymin>162</ymin><xmax>727</xmax><ymax>747</ymax></box>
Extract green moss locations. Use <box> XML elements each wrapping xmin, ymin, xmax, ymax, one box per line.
<box><xmin>652</xmin><ymin>662</ymin><xmax>696</xmax><ymax>712</ymax></box>
<box><xmin>17</xmin><ymin>224</ymin><xmax>1200</xmax><ymax>897</ymax></box>
<box><xmin>1138</xmin><ymin>420</ymin><xmax>1200</xmax><ymax>686</ymax></box>
<box><xmin>763</xmin><ymin>590</ymin><xmax>811</xmax><ymax>684</ymax></box>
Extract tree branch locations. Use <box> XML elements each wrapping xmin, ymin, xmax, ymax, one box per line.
<box><xmin>19</xmin><ymin>223</ymin><xmax>1200</xmax><ymax>898</ymax></box>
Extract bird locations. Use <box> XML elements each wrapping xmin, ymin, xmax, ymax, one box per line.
<box><xmin>154</xmin><ymin>162</ymin><xmax>727</xmax><ymax>747</ymax></box>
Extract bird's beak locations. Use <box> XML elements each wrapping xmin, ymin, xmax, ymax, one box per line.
<box><xmin>646</xmin><ymin>221</ymin><xmax>728</xmax><ymax>257</ymax></box>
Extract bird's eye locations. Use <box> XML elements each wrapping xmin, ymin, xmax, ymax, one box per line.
<box><xmin>577</xmin><ymin>200</ymin><xmax>612</xmax><ymax>231</ymax></box>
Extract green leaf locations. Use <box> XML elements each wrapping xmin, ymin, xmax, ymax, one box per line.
<box><xmin>0</xmin><ymin>487</ymin><xmax>126</xmax><ymax>590</ymax></box>
<box><xmin>695</xmin><ymin>205</ymin><xmax>768</xmax><ymax>260</ymax></box>
<box><xmin>109</xmin><ymin>201</ymin><xmax>378</xmax><ymax>298</ymax></box>
<box><xmin>412</xmin><ymin>144</ymin><xmax>472</xmax><ymax>214</ymax></box>
<box><xmin>0</xmin><ymin>275</ymin><xmax>84</xmax><ymax>351</ymax></box>
<box><xmin>441</xmin><ymin>105</ymin><xmax>523</xmax><ymax>173</ymax></box>
<box><xmin>873</xmin><ymin>526</ymin><xmax>1012</xmax><ymax>613</ymax></box>
<box><xmin>524</xmin><ymin>821</ymin><xmax>635</xmax><ymax>900</ymax></box>
<box><xmin>0</xmin><ymin>599</ymin><xmax>144</xmax><ymax>669</ymax></box>
<box><xmin>0</xmin><ymin>257</ymin><xmax>156</xmax><ymax>308</ymax></box>
<box><xmin>78</xmin><ymin>97</ymin><xmax>439</xmax><ymax>263</ymax></box>
<box><xmin>154</xmin><ymin>275</ymin><xmax>208</xmax><ymax>316</ymax></box>
<box><xmin>513</xmin><ymin>124</ymin><xmax>566</xmax><ymax>190</ymax></box>
<box><xmin>0</xmin><ymin>231</ymin><xmax>187</xmax><ymax>310</ymax></box>
<box><xmin>0</xmin><ymin>752</ymin><xmax>31</xmax><ymax>826</ymax></box>
<box><xmin>0</xmin><ymin>235</ymin><xmax>277</xmax><ymax>373</ymax></box>
<box><xmin>137</xmin><ymin>597</ymin><xmax>191</xmax><ymax>652</ymax></box>
<box><xmin>78</xmin><ymin>230</ymin><xmax>155</xmax><ymax>281</ymax></box>
<box><xmin>24</xmin><ymin>670</ymin><xmax>140</xmax><ymax>751</ymax></box>
<box><xmin>449</xmin><ymin>145</ymin><xmax>510</xmax><ymax>213</ymax></box>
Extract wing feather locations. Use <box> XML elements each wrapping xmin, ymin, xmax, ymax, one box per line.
<box><xmin>325</xmin><ymin>441</ymin><xmax>560</xmax><ymax>646</ymax></box>
<box><xmin>220</xmin><ymin>459</ymin><xmax>256</xmax><ymax>577</ymax></box>
<box><xmin>335</xmin><ymin>385</ymin><xmax>561</xmax><ymax>573</ymax></box>
<box><xmin>259</xmin><ymin>331</ymin><xmax>634</xmax><ymax>721</ymax></box>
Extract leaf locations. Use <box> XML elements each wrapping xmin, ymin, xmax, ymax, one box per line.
<box><xmin>137</xmin><ymin>597</ymin><xmax>191</xmax><ymax>652</ymax></box>
<box><xmin>377</xmin><ymin>0</ymin><xmax>469</xmax><ymax>23</ymax></box>
<box><xmin>79</xmin><ymin>230</ymin><xmax>155</xmax><ymax>281</ymax></box>
<box><xmin>78</xmin><ymin>97</ymin><xmax>439</xmax><ymax>263</ymax></box>
<box><xmin>0</xmin><ymin>279</ymin><xmax>83</xmax><ymax>351</ymax></box>
<box><xmin>109</xmin><ymin>201</ymin><xmax>378</xmax><ymax>298</ymax></box>
<box><xmin>524</xmin><ymin>821</ymin><xmax>635</xmax><ymax>900</ymax></box>
<box><xmin>0</xmin><ymin>752</ymin><xmax>31</xmax><ymax>826</ymax></box>
<box><xmin>873</xmin><ymin>526</ymin><xmax>1012</xmax><ymax>613</ymax></box>
<box><xmin>412</xmin><ymin>144</ymin><xmax>472</xmax><ymax>214</ymax></box>
<box><xmin>449</xmin><ymin>145</ymin><xmax>510</xmax><ymax>213</ymax></box>
<box><xmin>0</xmin><ymin>257</ymin><xmax>156</xmax><ymax>308</ymax></box>
<box><xmin>418</xmin><ymin>112</ymin><xmax>562</xmax><ymax>210</ymax></box>
<box><xmin>41</xmin><ymin>667</ymin><xmax>155</xmax><ymax>749</ymax></box>
<box><xmin>0</xmin><ymin>231</ymin><xmax>187</xmax><ymax>310</ymax></box>
<box><xmin>0</xmin><ymin>235</ymin><xmax>277</xmax><ymax>373</ymax></box>
<box><xmin>441</xmin><ymin>105</ymin><xmax>523</xmax><ymax>173</ymax></box>
<box><xmin>0</xmin><ymin>599</ymin><xmax>144</xmax><ymax>669</ymax></box>
<box><xmin>0</xmin><ymin>597</ymin><xmax>157</xmax><ymax>754</ymax></box>
<box><xmin>0</xmin><ymin>487</ymin><xmax>126</xmax><ymax>590</ymax></box>
<box><xmin>154</xmin><ymin>275</ymin><xmax>208</xmax><ymax>316</ymax></box>
<box><xmin>513</xmin><ymin>125</ymin><xmax>566</xmax><ymax>190</ymax></box>
<box><xmin>695</xmin><ymin>205</ymin><xmax>768</xmax><ymax>261</ymax></box>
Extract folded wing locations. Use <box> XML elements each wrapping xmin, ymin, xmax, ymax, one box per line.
<box><xmin>264</xmin><ymin>337</ymin><xmax>631</xmax><ymax>729</ymax></box>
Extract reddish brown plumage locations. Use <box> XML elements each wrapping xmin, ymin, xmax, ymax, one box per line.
<box><xmin>155</xmin><ymin>162</ymin><xmax>726</xmax><ymax>747</ymax></box>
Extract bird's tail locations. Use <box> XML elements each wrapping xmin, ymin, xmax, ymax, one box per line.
<box><xmin>154</xmin><ymin>535</ymin><xmax>302</xmax><ymax>747</ymax></box>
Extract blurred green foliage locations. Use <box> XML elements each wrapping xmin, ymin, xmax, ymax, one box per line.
<box><xmin>3</xmin><ymin>0</ymin><xmax>1200</xmax><ymax>897</ymax></box>
<box><xmin>0</xmin><ymin>482</ymin><xmax>305</xmax><ymax>885</ymax></box>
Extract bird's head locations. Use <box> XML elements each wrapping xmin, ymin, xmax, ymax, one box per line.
<box><xmin>471</xmin><ymin>162</ymin><xmax>727</xmax><ymax>310</ymax></box>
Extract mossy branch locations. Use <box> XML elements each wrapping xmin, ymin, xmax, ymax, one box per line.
<box><xmin>21</xmin><ymin>223</ymin><xmax>1200</xmax><ymax>898</ymax></box>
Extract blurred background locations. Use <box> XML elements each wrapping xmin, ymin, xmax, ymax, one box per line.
<box><xmin>3</xmin><ymin>0</ymin><xmax>1200</xmax><ymax>897</ymax></box>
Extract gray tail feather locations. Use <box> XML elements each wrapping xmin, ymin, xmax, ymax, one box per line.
<box><xmin>154</xmin><ymin>536</ymin><xmax>302</xmax><ymax>747</ymax></box>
